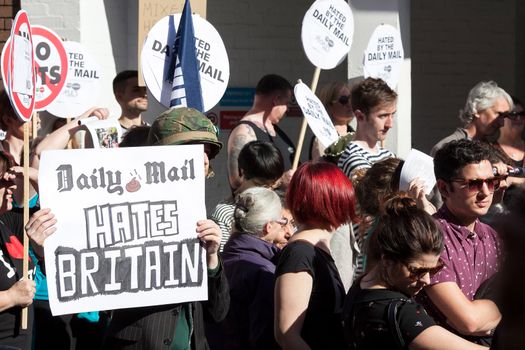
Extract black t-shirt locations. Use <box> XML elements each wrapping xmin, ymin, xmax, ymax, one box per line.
<box><xmin>0</xmin><ymin>211</ymin><xmax>35</xmax><ymax>349</ymax></box>
<box><xmin>275</xmin><ymin>240</ymin><xmax>346</xmax><ymax>349</ymax></box>
<box><xmin>343</xmin><ymin>284</ymin><xmax>435</xmax><ymax>350</ymax></box>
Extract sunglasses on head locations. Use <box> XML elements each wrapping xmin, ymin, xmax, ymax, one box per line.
<box><xmin>336</xmin><ymin>95</ymin><xmax>350</xmax><ymax>106</ymax></box>
<box><xmin>405</xmin><ymin>261</ymin><xmax>444</xmax><ymax>280</ymax></box>
<box><xmin>450</xmin><ymin>177</ymin><xmax>500</xmax><ymax>193</ymax></box>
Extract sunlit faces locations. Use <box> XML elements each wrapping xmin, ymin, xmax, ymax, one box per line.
<box><xmin>117</xmin><ymin>77</ymin><xmax>148</xmax><ymax>113</ymax></box>
<box><xmin>0</xmin><ymin>176</ymin><xmax>16</xmax><ymax>214</ymax></box>
<box><xmin>441</xmin><ymin>160</ymin><xmax>495</xmax><ymax>221</ymax></box>
<box><xmin>385</xmin><ymin>253</ymin><xmax>441</xmax><ymax>296</ymax></box>
<box><xmin>269</xmin><ymin>90</ymin><xmax>293</xmax><ymax>124</ymax></box>
<box><xmin>330</xmin><ymin>86</ymin><xmax>353</xmax><ymax>125</ymax></box>
<box><xmin>357</xmin><ymin>101</ymin><xmax>397</xmax><ymax>143</ymax></box>
<box><xmin>474</xmin><ymin>97</ymin><xmax>510</xmax><ymax>136</ymax></box>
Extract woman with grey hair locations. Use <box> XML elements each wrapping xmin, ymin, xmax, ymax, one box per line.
<box><xmin>221</xmin><ymin>187</ymin><xmax>292</xmax><ymax>350</ymax></box>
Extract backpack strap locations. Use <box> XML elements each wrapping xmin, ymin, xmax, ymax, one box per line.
<box><xmin>387</xmin><ymin>298</ymin><xmax>409</xmax><ymax>350</ymax></box>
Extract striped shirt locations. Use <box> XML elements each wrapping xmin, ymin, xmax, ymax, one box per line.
<box><xmin>338</xmin><ymin>142</ymin><xmax>394</xmax><ymax>178</ymax></box>
<box><xmin>210</xmin><ymin>199</ymin><xmax>235</xmax><ymax>252</ymax></box>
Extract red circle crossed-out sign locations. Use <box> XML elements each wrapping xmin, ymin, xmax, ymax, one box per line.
<box><xmin>1</xmin><ymin>25</ymin><xmax>68</xmax><ymax>112</ymax></box>
<box><xmin>4</xmin><ymin>10</ymin><xmax>36</xmax><ymax>122</ymax></box>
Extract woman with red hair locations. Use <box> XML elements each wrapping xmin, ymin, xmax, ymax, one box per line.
<box><xmin>274</xmin><ymin>161</ymin><xmax>358</xmax><ymax>349</ymax></box>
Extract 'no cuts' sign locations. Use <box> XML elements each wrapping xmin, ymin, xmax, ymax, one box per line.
<box><xmin>39</xmin><ymin>145</ymin><xmax>209</xmax><ymax>315</ymax></box>
<box><xmin>141</xmin><ymin>14</ymin><xmax>230</xmax><ymax>112</ymax></box>
<box><xmin>294</xmin><ymin>82</ymin><xmax>338</xmax><ymax>148</ymax></box>
<box><xmin>2</xmin><ymin>25</ymin><xmax>68</xmax><ymax>111</ymax></box>
<box><xmin>301</xmin><ymin>0</ymin><xmax>354</xmax><ymax>69</ymax></box>
<box><xmin>2</xmin><ymin>10</ymin><xmax>36</xmax><ymax>121</ymax></box>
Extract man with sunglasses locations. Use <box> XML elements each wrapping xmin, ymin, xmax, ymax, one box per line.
<box><xmin>338</xmin><ymin>77</ymin><xmax>397</xmax><ymax>179</ymax></box>
<box><xmin>431</xmin><ymin>81</ymin><xmax>513</xmax><ymax>156</ymax></box>
<box><xmin>417</xmin><ymin>139</ymin><xmax>501</xmax><ymax>342</ymax></box>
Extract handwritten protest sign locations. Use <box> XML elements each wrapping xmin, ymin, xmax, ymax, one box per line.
<box><xmin>363</xmin><ymin>24</ymin><xmax>404</xmax><ymax>89</ymax></box>
<box><xmin>294</xmin><ymin>82</ymin><xmax>338</xmax><ymax>148</ymax></box>
<box><xmin>301</xmin><ymin>0</ymin><xmax>354</xmax><ymax>69</ymax></box>
<box><xmin>39</xmin><ymin>145</ymin><xmax>208</xmax><ymax>315</ymax></box>
<box><xmin>46</xmin><ymin>41</ymin><xmax>102</xmax><ymax>118</ymax></box>
<box><xmin>141</xmin><ymin>14</ymin><xmax>230</xmax><ymax>112</ymax></box>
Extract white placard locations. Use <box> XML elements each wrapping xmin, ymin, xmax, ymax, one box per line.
<box><xmin>80</xmin><ymin>117</ymin><xmax>123</xmax><ymax>148</ymax></box>
<box><xmin>294</xmin><ymin>82</ymin><xmax>338</xmax><ymax>147</ymax></box>
<box><xmin>363</xmin><ymin>24</ymin><xmax>404</xmax><ymax>89</ymax></box>
<box><xmin>141</xmin><ymin>14</ymin><xmax>230</xmax><ymax>112</ymax></box>
<box><xmin>40</xmin><ymin>146</ymin><xmax>208</xmax><ymax>315</ymax></box>
<box><xmin>301</xmin><ymin>0</ymin><xmax>354</xmax><ymax>69</ymax></box>
<box><xmin>46</xmin><ymin>41</ymin><xmax>103</xmax><ymax>118</ymax></box>
<box><xmin>399</xmin><ymin>149</ymin><xmax>436</xmax><ymax>195</ymax></box>
<box><xmin>12</xmin><ymin>34</ymin><xmax>33</xmax><ymax>95</ymax></box>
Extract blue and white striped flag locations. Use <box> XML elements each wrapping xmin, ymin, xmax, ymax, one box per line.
<box><xmin>165</xmin><ymin>0</ymin><xmax>204</xmax><ymax>111</ymax></box>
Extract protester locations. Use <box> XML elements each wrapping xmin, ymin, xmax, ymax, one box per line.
<box><xmin>338</xmin><ymin>77</ymin><xmax>396</xmax><ymax>179</ymax></box>
<box><xmin>342</xmin><ymin>195</ymin><xmax>488</xmax><ymax>350</ymax></box>
<box><xmin>274</xmin><ymin>161</ymin><xmax>358</xmax><ymax>349</ymax></box>
<box><xmin>310</xmin><ymin>81</ymin><xmax>354</xmax><ymax>160</ymax></box>
<box><xmin>113</xmin><ymin>70</ymin><xmax>149</xmax><ymax>131</ymax></box>
<box><xmin>222</xmin><ymin>187</ymin><xmax>290</xmax><ymax>350</ymax></box>
<box><xmin>490</xmin><ymin>186</ymin><xmax>525</xmax><ymax>349</ymax></box>
<box><xmin>227</xmin><ymin>74</ymin><xmax>295</xmax><ymax>190</ymax></box>
<box><xmin>431</xmin><ymin>81</ymin><xmax>512</xmax><ymax>156</ymax></box>
<box><xmin>119</xmin><ymin>125</ymin><xmax>151</xmax><ymax>147</ymax></box>
<box><xmin>104</xmin><ymin>107</ymin><xmax>229</xmax><ymax>350</ymax></box>
<box><xmin>0</xmin><ymin>151</ymin><xmax>57</xmax><ymax>349</ymax></box>
<box><xmin>417</xmin><ymin>139</ymin><xmax>501</xmax><ymax>343</ymax></box>
<box><xmin>211</xmin><ymin>141</ymin><xmax>284</xmax><ymax>250</ymax></box>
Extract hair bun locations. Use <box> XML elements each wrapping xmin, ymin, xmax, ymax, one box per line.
<box><xmin>381</xmin><ymin>192</ymin><xmax>417</xmax><ymax>216</ymax></box>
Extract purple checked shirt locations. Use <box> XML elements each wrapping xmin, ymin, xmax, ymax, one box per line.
<box><xmin>417</xmin><ymin>205</ymin><xmax>500</xmax><ymax>327</ymax></box>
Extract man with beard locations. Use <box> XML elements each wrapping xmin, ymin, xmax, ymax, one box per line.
<box><xmin>431</xmin><ymin>81</ymin><xmax>512</xmax><ymax>156</ymax></box>
<box><xmin>113</xmin><ymin>70</ymin><xmax>149</xmax><ymax>131</ymax></box>
<box><xmin>338</xmin><ymin>77</ymin><xmax>397</xmax><ymax>179</ymax></box>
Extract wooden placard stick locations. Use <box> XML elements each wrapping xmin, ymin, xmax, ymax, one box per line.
<box><xmin>291</xmin><ymin>66</ymin><xmax>321</xmax><ymax>170</ymax></box>
<box><xmin>67</xmin><ymin>118</ymin><xmax>72</xmax><ymax>149</ymax></box>
<box><xmin>21</xmin><ymin>117</ymin><xmax>31</xmax><ymax>329</ymax></box>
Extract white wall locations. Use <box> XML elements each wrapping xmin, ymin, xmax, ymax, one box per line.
<box><xmin>348</xmin><ymin>0</ymin><xmax>411</xmax><ymax>158</ymax></box>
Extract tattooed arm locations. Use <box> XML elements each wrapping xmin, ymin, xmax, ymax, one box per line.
<box><xmin>227</xmin><ymin>123</ymin><xmax>257</xmax><ymax>190</ymax></box>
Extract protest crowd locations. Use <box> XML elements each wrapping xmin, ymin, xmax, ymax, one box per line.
<box><xmin>1</xmin><ymin>4</ymin><xmax>525</xmax><ymax>350</ymax></box>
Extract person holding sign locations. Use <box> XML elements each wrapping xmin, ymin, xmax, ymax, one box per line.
<box><xmin>113</xmin><ymin>70</ymin><xmax>149</xmax><ymax>131</ymax></box>
<box><xmin>310</xmin><ymin>81</ymin><xmax>355</xmax><ymax>160</ymax></box>
<box><xmin>338</xmin><ymin>78</ymin><xmax>396</xmax><ymax>179</ymax></box>
<box><xmin>227</xmin><ymin>74</ymin><xmax>295</xmax><ymax>191</ymax></box>
<box><xmin>104</xmin><ymin>107</ymin><xmax>229</xmax><ymax>350</ymax></box>
<box><xmin>274</xmin><ymin>161</ymin><xmax>358</xmax><ymax>349</ymax></box>
<box><xmin>0</xmin><ymin>151</ymin><xmax>57</xmax><ymax>349</ymax></box>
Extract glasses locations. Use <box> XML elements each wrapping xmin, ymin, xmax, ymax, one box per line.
<box><xmin>450</xmin><ymin>177</ymin><xmax>500</xmax><ymax>193</ymax></box>
<box><xmin>274</xmin><ymin>217</ymin><xmax>298</xmax><ymax>233</ymax></box>
<box><xmin>405</xmin><ymin>261</ymin><xmax>444</xmax><ymax>280</ymax></box>
<box><xmin>335</xmin><ymin>95</ymin><xmax>350</xmax><ymax>106</ymax></box>
<box><xmin>274</xmin><ymin>217</ymin><xmax>289</xmax><ymax>226</ymax></box>
<box><xmin>503</xmin><ymin>111</ymin><xmax>525</xmax><ymax>121</ymax></box>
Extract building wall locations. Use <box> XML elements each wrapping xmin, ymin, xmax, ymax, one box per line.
<box><xmin>411</xmin><ymin>0</ymin><xmax>518</xmax><ymax>153</ymax></box>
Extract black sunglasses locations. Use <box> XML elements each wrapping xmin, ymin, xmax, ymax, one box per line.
<box><xmin>336</xmin><ymin>95</ymin><xmax>350</xmax><ymax>106</ymax></box>
<box><xmin>503</xmin><ymin>111</ymin><xmax>525</xmax><ymax>121</ymax></box>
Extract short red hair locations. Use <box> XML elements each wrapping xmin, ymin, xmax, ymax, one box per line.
<box><xmin>286</xmin><ymin>161</ymin><xmax>358</xmax><ymax>230</ymax></box>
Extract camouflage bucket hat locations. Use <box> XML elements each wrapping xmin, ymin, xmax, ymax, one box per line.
<box><xmin>148</xmin><ymin>107</ymin><xmax>222</xmax><ymax>159</ymax></box>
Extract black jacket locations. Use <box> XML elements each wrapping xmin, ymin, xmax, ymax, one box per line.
<box><xmin>103</xmin><ymin>262</ymin><xmax>229</xmax><ymax>349</ymax></box>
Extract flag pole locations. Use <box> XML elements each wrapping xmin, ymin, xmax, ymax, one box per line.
<box><xmin>292</xmin><ymin>66</ymin><xmax>321</xmax><ymax>170</ymax></box>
